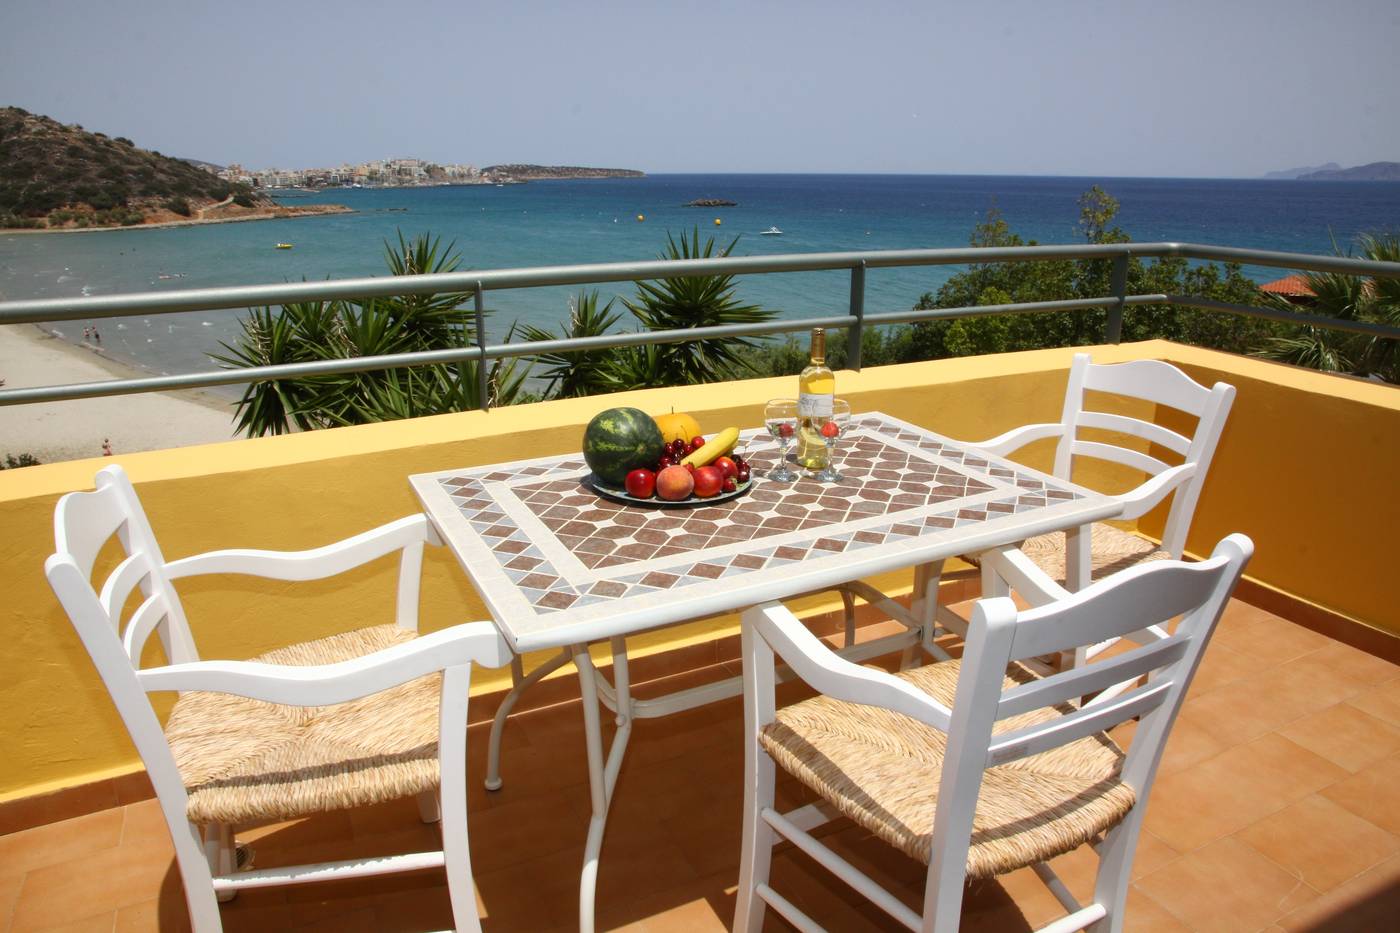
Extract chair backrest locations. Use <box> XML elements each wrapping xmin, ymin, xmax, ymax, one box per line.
<box><xmin>1053</xmin><ymin>353</ymin><xmax>1235</xmax><ymax>556</ymax></box>
<box><xmin>48</xmin><ymin>464</ymin><xmax>200</xmax><ymax>678</ymax></box>
<box><xmin>925</xmin><ymin>534</ymin><xmax>1251</xmax><ymax>905</ymax></box>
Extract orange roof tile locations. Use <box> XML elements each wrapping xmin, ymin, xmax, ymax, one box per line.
<box><xmin>1260</xmin><ymin>274</ymin><xmax>1316</xmax><ymax>297</ymax></box>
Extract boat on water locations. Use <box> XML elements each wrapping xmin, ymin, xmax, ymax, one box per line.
<box><xmin>760</xmin><ymin>226</ymin><xmax>783</xmax><ymax>236</ymax></box>
<box><xmin>275</xmin><ymin>243</ymin><xmax>293</xmax><ymax>250</ymax></box>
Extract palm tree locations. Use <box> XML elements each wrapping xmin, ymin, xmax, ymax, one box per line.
<box><xmin>1258</xmin><ymin>233</ymin><xmax>1400</xmax><ymax>383</ymax></box>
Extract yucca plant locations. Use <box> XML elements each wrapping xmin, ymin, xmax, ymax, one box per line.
<box><xmin>621</xmin><ymin>228</ymin><xmax>777</xmax><ymax>385</ymax></box>
<box><xmin>215</xmin><ymin>233</ymin><xmax>531</xmax><ymax>436</ymax></box>
<box><xmin>517</xmin><ymin>291</ymin><xmax>625</xmax><ymax>399</ymax></box>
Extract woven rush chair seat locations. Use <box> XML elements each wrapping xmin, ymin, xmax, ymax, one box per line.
<box><xmin>166</xmin><ymin>624</ymin><xmax>442</xmax><ymax>826</ymax></box>
<box><xmin>963</xmin><ymin>522</ymin><xmax>1171</xmax><ymax>587</ymax></box>
<box><xmin>758</xmin><ymin>658</ymin><xmax>1136</xmax><ymax>880</ymax></box>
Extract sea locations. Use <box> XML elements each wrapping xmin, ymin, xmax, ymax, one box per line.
<box><xmin>2</xmin><ymin>174</ymin><xmax>1398</xmax><ymax>385</ymax></box>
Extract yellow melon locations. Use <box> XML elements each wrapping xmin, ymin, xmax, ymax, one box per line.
<box><xmin>653</xmin><ymin>411</ymin><xmax>702</xmax><ymax>444</ymax></box>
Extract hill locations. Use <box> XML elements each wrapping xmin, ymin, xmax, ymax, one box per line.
<box><xmin>1262</xmin><ymin>162</ymin><xmax>1340</xmax><ymax>180</ymax></box>
<box><xmin>1298</xmin><ymin>161</ymin><xmax>1400</xmax><ymax>181</ymax></box>
<box><xmin>0</xmin><ymin>107</ymin><xmax>267</xmax><ymax>228</ymax></box>
<box><xmin>481</xmin><ymin>164</ymin><xmax>644</xmax><ymax>181</ymax></box>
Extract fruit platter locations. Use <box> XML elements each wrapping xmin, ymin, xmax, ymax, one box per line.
<box><xmin>582</xmin><ymin>407</ymin><xmax>754</xmax><ymax>508</ymax></box>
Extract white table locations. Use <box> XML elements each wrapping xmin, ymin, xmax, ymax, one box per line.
<box><xmin>411</xmin><ymin>412</ymin><xmax>1119</xmax><ymax>931</ymax></box>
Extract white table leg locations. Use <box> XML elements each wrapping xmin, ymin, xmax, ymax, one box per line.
<box><xmin>1063</xmin><ymin>525</ymin><xmax>1092</xmax><ymax>672</ymax></box>
<box><xmin>485</xmin><ymin>648</ymin><xmax>571</xmax><ymax>791</ymax></box>
<box><xmin>574</xmin><ymin>639</ymin><xmax>634</xmax><ymax>933</ymax></box>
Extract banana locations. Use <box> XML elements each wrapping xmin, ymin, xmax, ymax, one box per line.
<box><xmin>680</xmin><ymin>426</ymin><xmax>740</xmax><ymax>468</ymax></box>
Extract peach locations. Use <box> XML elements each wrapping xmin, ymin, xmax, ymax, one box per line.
<box><xmin>655</xmin><ymin>465</ymin><xmax>695</xmax><ymax>501</ymax></box>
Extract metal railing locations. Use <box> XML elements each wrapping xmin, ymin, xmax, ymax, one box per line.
<box><xmin>1</xmin><ymin>242</ymin><xmax>1398</xmax><ymax>409</ymax></box>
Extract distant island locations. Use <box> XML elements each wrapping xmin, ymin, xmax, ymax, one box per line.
<box><xmin>1298</xmin><ymin>161</ymin><xmax>1400</xmax><ymax>181</ymax></box>
<box><xmin>1262</xmin><ymin>162</ymin><xmax>1341</xmax><ymax>180</ymax></box>
<box><xmin>0</xmin><ymin>107</ymin><xmax>348</xmax><ymax>231</ymax></box>
<box><xmin>684</xmin><ymin>198</ymin><xmax>738</xmax><ymax>207</ymax></box>
<box><xmin>1264</xmin><ymin>160</ymin><xmax>1400</xmax><ymax>181</ymax></box>
<box><xmin>481</xmin><ymin>164</ymin><xmax>644</xmax><ymax>181</ymax></box>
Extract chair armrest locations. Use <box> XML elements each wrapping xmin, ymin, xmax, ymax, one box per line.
<box><xmin>966</xmin><ymin>423</ymin><xmax>1065</xmax><ymax>458</ymax></box>
<box><xmin>165</xmin><ymin>514</ymin><xmax>440</xmax><ymax>583</ymax></box>
<box><xmin>1112</xmin><ymin>463</ymin><xmax>1197</xmax><ymax>521</ymax></box>
<box><xmin>135</xmin><ymin>620</ymin><xmax>511</xmax><ymax>705</ymax></box>
<box><xmin>980</xmin><ymin>546</ymin><xmax>1072</xmax><ymax>607</ymax></box>
<box><xmin>748</xmin><ymin>602</ymin><xmax>952</xmax><ymax>733</ymax></box>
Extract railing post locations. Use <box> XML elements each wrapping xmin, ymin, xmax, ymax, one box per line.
<box><xmin>474</xmin><ymin>282</ymin><xmax>489</xmax><ymax>411</ymax></box>
<box><xmin>1106</xmin><ymin>253</ymin><xmax>1129</xmax><ymax>344</ymax></box>
<box><xmin>847</xmin><ymin>260</ymin><xmax>866</xmax><ymax>370</ymax></box>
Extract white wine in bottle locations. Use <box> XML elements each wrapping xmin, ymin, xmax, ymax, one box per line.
<box><xmin>796</xmin><ymin>327</ymin><xmax>835</xmax><ymax>470</ymax></box>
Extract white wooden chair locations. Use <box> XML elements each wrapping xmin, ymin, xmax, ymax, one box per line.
<box><xmin>45</xmin><ymin>464</ymin><xmax>511</xmax><ymax>933</ymax></box>
<box><xmin>886</xmin><ymin>353</ymin><xmax>1235</xmax><ymax>668</ymax></box>
<box><xmin>736</xmin><ymin>533</ymin><xmax>1252</xmax><ymax>933</ymax></box>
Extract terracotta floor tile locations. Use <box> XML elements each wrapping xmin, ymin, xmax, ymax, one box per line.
<box><xmin>1212</xmin><ymin>609</ymin><xmax>1332</xmax><ymax>667</ymax></box>
<box><xmin>1319</xmin><ymin>751</ymin><xmax>1400</xmax><ymax>836</ymax></box>
<box><xmin>1275</xmin><ymin>853</ymin><xmax>1400</xmax><ymax>933</ymax></box>
<box><xmin>1122</xmin><ymin>887</ymin><xmax>1192</xmax><ymax>933</ymax></box>
<box><xmin>1135</xmin><ymin>836</ymin><xmax>1319</xmax><ymax>933</ymax></box>
<box><xmin>20</xmin><ymin>911</ymin><xmax>116</xmax><ymax>933</ymax></box>
<box><xmin>1182</xmin><ymin>652</ymin><xmax>1368</xmax><ymax>747</ymax></box>
<box><xmin>1152</xmin><ymin>711</ymin><xmax>1232</xmax><ymax>777</ymax></box>
<box><xmin>9</xmin><ymin>841</ymin><xmax>170</xmax><ymax>931</ymax></box>
<box><xmin>1236</xmin><ymin>794</ymin><xmax>1400</xmax><ymax>892</ymax></box>
<box><xmin>1144</xmin><ymin>733</ymin><xmax>1349</xmax><ymax>852</ymax></box>
<box><xmin>1304</xmin><ymin>640</ymin><xmax>1400</xmax><ymax>686</ymax></box>
<box><xmin>1186</xmin><ymin>641</ymin><xmax>1271</xmax><ymax>696</ymax></box>
<box><xmin>1</xmin><ymin>872</ymin><xmax>26</xmax><ymax>930</ymax></box>
<box><xmin>1345</xmin><ymin>678</ymin><xmax>1400</xmax><ymax>728</ymax></box>
<box><xmin>1278</xmin><ymin>702</ymin><xmax>1400</xmax><ymax>773</ymax></box>
<box><xmin>634</xmin><ymin>893</ymin><xmax>731</xmax><ymax>932</ymax></box>
<box><xmin>114</xmin><ymin>896</ymin><xmax>190</xmax><ymax>933</ymax></box>
<box><xmin>0</xmin><ymin>808</ymin><xmax>124</xmax><ymax>876</ymax></box>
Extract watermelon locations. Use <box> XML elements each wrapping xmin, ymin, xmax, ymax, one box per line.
<box><xmin>583</xmin><ymin>407</ymin><xmax>665</xmax><ymax>486</ymax></box>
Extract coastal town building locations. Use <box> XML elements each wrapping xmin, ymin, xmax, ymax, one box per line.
<box><xmin>220</xmin><ymin>157</ymin><xmax>483</xmax><ymax>190</ymax></box>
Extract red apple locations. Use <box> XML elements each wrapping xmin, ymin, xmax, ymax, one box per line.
<box><xmin>656</xmin><ymin>465</ymin><xmax>695</xmax><ymax>501</ymax></box>
<box><xmin>722</xmin><ymin>477</ymin><xmax>737</xmax><ymax>494</ymax></box>
<box><xmin>625</xmin><ymin>468</ymin><xmax>656</xmax><ymax>499</ymax></box>
<box><xmin>713</xmin><ymin>456</ymin><xmax>738</xmax><ymax>480</ymax></box>
<box><xmin>692</xmin><ymin>465</ymin><xmax>724</xmax><ymax>498</ymax></box>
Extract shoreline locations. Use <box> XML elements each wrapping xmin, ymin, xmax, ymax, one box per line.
<box><xmin>0</xmin><ymin>324</ymin><xmax>240</xmax><ymax>463</ymax></box>
<box><xmin>0</xmin><ymin>204</ymin><xmax>353</xmax><ymax>236</ymax></box>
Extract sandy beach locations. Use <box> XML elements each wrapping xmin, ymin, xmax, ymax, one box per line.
<box><xmin>0</xmin><ymin>325</ymin><xmax>240</xmax><ymax>463</ymax></box>
<box><xmin>1</xmin><ymin>203</ymin><xmax>352</xmax><ymax>236</ymax></box>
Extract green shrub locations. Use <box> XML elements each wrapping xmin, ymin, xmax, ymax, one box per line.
<box><xmin>232</xmin><ymin>193</ymin><xmax>256</xmax><ymax>208</ymax></box>
<box><xmin>164</xmin><ymin>197</ymin><xmax>191</xmax><ymax>216</ymax></box>
<box><xmin>2</xmin><ymin>453</ymin><xmax>41</xmax><ymax>469</ymax></box>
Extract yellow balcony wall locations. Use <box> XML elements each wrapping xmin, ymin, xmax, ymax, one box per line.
<box><xmin>1</xmin><ymin>340</ymin><xmax>1395</xmax><ymax>802</ymax></box>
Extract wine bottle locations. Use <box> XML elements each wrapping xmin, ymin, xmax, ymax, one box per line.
<box><xmin>796</xmin><ymin>327</ymin><xmax>835</xmax><ymax>470</ymax></box>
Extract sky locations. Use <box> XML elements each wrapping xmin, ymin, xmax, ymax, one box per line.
<box><xmin>2</xmin><ymin>0</ymin><xmax>1397</xmax><ymax>178</ymax></box>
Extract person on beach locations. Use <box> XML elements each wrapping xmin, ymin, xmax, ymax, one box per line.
<box><xmin>101</xmin><ymin>438</ymin><xmax>113</xmax><ymax>456</ymax></box>
<box><xmin>94</xmin><ymin>329</ymin><xmax>101</xmax><ymax>345</ymax></box>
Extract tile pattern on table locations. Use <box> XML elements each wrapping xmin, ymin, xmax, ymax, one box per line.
<box><xmin>433</xmin><ymin>415</ymin><xmax>1082</xmax><ymax>617</ymax></box>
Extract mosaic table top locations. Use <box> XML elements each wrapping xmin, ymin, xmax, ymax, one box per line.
<box><xmin>410</xmin><ymin>412</ymin><xmax>1121</xmax><ymax>651</ymax></box>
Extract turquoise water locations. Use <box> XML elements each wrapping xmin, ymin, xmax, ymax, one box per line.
<box><xmin>2</xmin><ymin>174</ymin><xmax>1398</xmax><ymax>379</ymax></box>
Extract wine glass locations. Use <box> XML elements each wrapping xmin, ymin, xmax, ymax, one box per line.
<box><xmin>763</xmin><ymin>398</ymin><xmax>799</xmax><ymax>483</ymax></box>
<box><xmin>813</xmin><ymin>399</ymin><xmax>852</xmax><ymax>483</ymax></box>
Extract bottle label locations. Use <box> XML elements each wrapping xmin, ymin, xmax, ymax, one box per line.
<box><xmin>798</xmin><ymin>392</ymin><xmax>834</xmax><ymax>418</ymax></box>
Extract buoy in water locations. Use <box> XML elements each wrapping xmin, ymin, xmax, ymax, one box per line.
<box><xmin>714</xmin><ymin>218</ymin><xmax>722</xmax><ymax>225</ymax></box>
<box><xmin>636</xmin><ymin>214</ymin><xmax>645</xmax><ymax>222</ymax></box>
